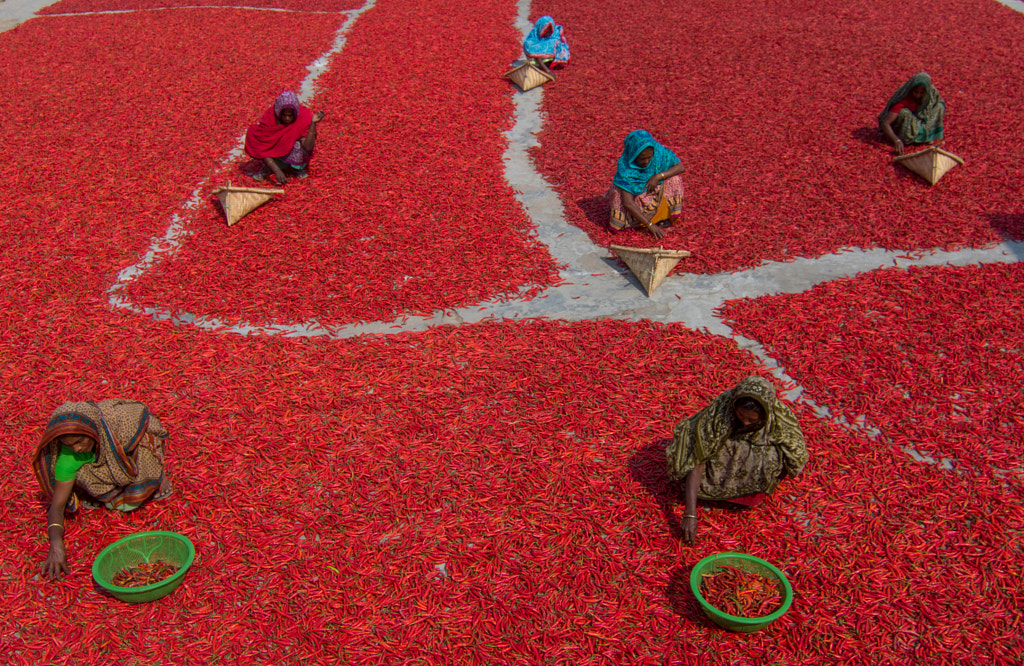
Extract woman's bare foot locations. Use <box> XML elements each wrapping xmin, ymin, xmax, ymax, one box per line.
<box><xmin>154</xmin><ymin>476</ymin><xmax>173</xmax><ymax>501</ymax></box>
<box><xmin>79</xmin><ymin>496</ymin><xmax>102</xmax><ymax>510</ymax></box>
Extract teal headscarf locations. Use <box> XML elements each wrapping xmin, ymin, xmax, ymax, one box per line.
<box><xmin>523</xmin><ymin>16</ymin><xmax>570</xmax><ymax>63</ymax></box>
<box><xmin>613</xmin><ymin>130</ymin><xmax>680</xmax><ymax>196</ymax></box>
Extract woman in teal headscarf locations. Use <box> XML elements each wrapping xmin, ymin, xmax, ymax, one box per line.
<box><xmin>523</xmin><ymin>16</ymin><xmax>570</xmax><ymax>74</ymax></box>
<box><xmin>606</xmin><ymin>130</ymin><xmax>686</xmax><ymax>240</ymax></box>
<box><xmin>878</xmin><ymin>72</ymin><xmax>946</xmax><ymax>155</ymax></box>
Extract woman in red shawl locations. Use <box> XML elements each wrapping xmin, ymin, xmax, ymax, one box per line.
<box><xmin>245</xmin><ymin>90</ymin><xmax>325</xmax><ymax>185</ymax></box>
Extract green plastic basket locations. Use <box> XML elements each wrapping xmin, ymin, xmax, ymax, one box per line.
<box><xmin>690</xmin><ymin>552</ymin><xmax>793</xmax><ymax>632</ymax></box>
<box><xmin>92</xmin><ymin>531</ymin><xmax>195</xmax><ymax>603</ymax></box>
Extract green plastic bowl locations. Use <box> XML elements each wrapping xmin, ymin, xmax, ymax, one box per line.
<box><xmin>92</xmin><ymin>531</ymin><xmax>195</xmax><ymax>603</ymax></box>
<box><xmin>690</xmin><ymin>552</ymin><xmax>793</xmax><ymax>632</ymax></box>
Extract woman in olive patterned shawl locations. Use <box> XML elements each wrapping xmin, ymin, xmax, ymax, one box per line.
<box><xmin>666</xmin><ymin>376</ymin><xmax>808</xmax><ymax>544</ymax></box>
<box><xmin>878</xmin><ymin>72</ymin><xmax>945</xmax><ymax>155</ymax></box>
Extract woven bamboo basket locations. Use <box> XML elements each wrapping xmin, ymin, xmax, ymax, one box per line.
<box><xmin>893</xmin><ymin>146</ymin><xmax>964</xmax><ymax>186</ymax></box>
<box><xmin>503</xmin><ymin>62</ymin><xmax>555</xmax><ymax>92</ymax></box>
<box><xmin>610</xmin><ymin>245</ymin><xmax>692</xmax><ymax>297</ymax></box>
<box><xmin>212</xmin><ymin>185</ymin><xmax>285</xmax><ymax>226</ymax></box>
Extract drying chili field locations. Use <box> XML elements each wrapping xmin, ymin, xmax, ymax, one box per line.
<box><xmin>721</xmin><ymin>262</ymin><xmax>1024</xmax><ymax>481</ymax></box>
<box><xmin>1</xmin><ymin>0</ymin><xmax>1022</xmax><ymax>664</ymax></box>
<box><xmin>119</xmin><ymin>0</ymin><xmax>561</xmax><ymax>328</ymax></box>
<box><xmin>531</xmin><ymin>0</ymin><xmax>1024</xmax><ymax>274</ymax></box>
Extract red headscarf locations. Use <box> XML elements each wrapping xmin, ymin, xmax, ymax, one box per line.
<box><xmin>244</xmin><ymin>91</ymin><xmax>313</xmax><ymax>160</ymax></box>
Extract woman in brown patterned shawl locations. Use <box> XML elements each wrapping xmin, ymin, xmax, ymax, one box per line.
<box><xmin>666</xmin><ymin>376</ymin><xmax>808</xmax><ymax>544</ymax></box>
<box><xmin>32</xmin><ymin>399</ymin><xmax>172</xmax><ymax>579</ymax></box>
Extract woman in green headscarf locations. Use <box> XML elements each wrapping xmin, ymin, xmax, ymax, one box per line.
<box><xmin>878</xmin><ymin>72</ymin><xmax>946</xmax><ymax>155</ymax></box>
<box><xmin>32</xmin><ymin>399</ymin><xmax>173</xmax><ymax>579</ymax></box>
<box><xmin>666</xmin><ymin>376</ymin><xmax>808</xmax><ymax>544</ymax></box>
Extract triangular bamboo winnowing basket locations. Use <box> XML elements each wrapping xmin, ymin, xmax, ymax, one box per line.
<box><xmin>610</xmin><ymin>245</ymin><xmax>692</xmax><ymax>297</ymax></box>
<box><xmin>213</xmin><ymin>185</ymin><xmax>285</xmax><ymax>226</ymax></box>
<box><xmin>893</xmin><ymin>146</ymin><xmax>964</xmax><ymax>186</ymax></box>
<box><xmin>503</xmin><ymin>62</ymin><xmax>555</xmax><ymax>92</ymax></box>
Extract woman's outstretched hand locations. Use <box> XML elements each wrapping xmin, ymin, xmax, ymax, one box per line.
<box><xmin>44</xmin><ymin>543</ymin><xmax>69</xmax><ymax>580</ymax></box>
<box><xmin>894</xmin><ymin>139</ymin><xmax>905</xmax><ymax>156</ymax></box>
<box><xmin>681</xmin><ymin>516</ymin><xmax>698</xmax><ymax>544</ymax></box>
<box><xmin>647</xmin><ymin>222</ymin><xmax>667</xmax><ymax>240</ymax></box>
<box><xmin>312</xmin><ymin>111</ymin><xmax>326</xmax><ymax>123</ymax></box>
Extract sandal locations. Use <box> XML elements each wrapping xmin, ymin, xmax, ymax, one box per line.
<box><xmin>250</xmin><ymin>168</ymin><xmax>268</xmax><ymax>182</ymax></box>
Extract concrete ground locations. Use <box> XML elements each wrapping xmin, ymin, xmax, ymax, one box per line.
<box><xmin>0</xmin><ymin>0</ymin><xmax>56</xmax><ymax>31</ymax></box>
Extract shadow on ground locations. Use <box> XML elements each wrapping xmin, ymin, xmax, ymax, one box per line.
<box><xmin>628</xmin><ymin>438</ymin><xmax>685</xmax><ymax>541</ymax></box>
<box><xmin>665</xmin><ymin>564</ymin><xmax>709</xmax><ymax>623</ymax></box>
<box><xmin>988</xmin><ymin>213</ymin><xmax>1024</xmax><ymax>259</ymax></box>
<box><xmin>575</xmin><ymin>195</ymin><xmax>609</xmax><ymax>231</ymax></box>
<box><xmin>849</xmin><ymin>125</ymin><xmax>884</xmax><ymax>147</ymax></box>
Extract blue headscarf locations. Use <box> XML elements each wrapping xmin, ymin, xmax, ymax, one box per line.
<box><xmin>613</xmin><ymin>130</ymin><xmax>680</xmax><ymax>195</ymax></box>
<box><xmin>523</xmin><ymin>16</ymin><xmax>570</xmax><ymax>63</ymax></box>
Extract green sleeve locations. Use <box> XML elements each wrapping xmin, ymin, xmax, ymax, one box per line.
<box><xmin>53</xmin><ymin>446</ymin><xmax>96</xmax><ymax>482</ymax></box>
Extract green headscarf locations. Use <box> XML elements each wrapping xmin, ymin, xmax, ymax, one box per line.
<box><xmin>878</xmin><ymin>72</ymin><xmax>946</xmax><ymax>143</ymax></box>
<box><xmin>666</xmin><ymin>376</ymin><xmax>808</xmax><ymax>489</ymax></box>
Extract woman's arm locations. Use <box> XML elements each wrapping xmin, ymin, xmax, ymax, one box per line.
<box><xmin>681</xmin><ymin>462</ymin><xmax>705</xmax><ymax>544</ymax></box>
<box><xmin>880</xmin><ymin>111</ymin><xmax>903</xmax><ymax>154</ymax></box>
<box><xmin>644</xmin><ymin>162</ymin><xmax>686</xmax><ymax>193</ymax></box>
<box><xmin>263</xmin><ymin>157</ymin><xmax>290</xmax><ymax>186</ymax></box>
<box><xmin>43</xmin><ymin>480</ymin><xmax>75</xmax><ymax>579</ymax></box>
<box><xmin>300</xmin><ymin>111</ymin><xmax>325</xmax><ymax>153</ymax></box>
<box><xmin>618</xmin><ymin>188</ymin><xmax>667</xmax><ymax>240</ymax></box>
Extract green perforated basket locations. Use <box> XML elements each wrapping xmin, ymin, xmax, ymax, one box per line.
<box><xmin>690</xmin><ymin>552</ymin><xmax>793</xmax><ymax>632</ymax></box>
<box><xmin>92</xmin><ymin>531</ymin><xmax>195</xmax><ymax>603</ymax></box>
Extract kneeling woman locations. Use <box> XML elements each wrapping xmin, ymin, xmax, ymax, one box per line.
<box><xmin>607</xmin><ymin>130</ymin><xmax>685</xmax><ymax>240</ymax></box>
<box><xmin>878</xmin><ymin>72</ymin><xmax>945</xmax><ymax>155</ymax></box>
<box><xmin>244</xmin><ymin>90</ymin><xmax>325</xmax><ymax>185</ymax></box>
<box><xmin>666</xmin><ymin>376</ymin><xmax>808</xmax><ymax>544</ymax></box>
<box><xmin>523</xmin><ymin>16</ymin><xmax>570</xmax><ymax>73</ymax></box>
<box><xmin>32</xmin><ymin>400</ymin><xmax>172</xmax><ymax>579</ymax></box>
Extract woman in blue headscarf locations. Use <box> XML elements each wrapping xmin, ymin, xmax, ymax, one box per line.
<box><xmin>606</xmin><ymin>130</ymin><xmax>686</xmax><ymax>239</ymax></box>
<box><xmin>523</xmin><ymin>16</ymin><xmax>570</xmax><ymax>74</ymax></box>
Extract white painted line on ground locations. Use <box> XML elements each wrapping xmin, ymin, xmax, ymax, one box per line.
<box><xmin>102</xmin><ymin>0</ymin><xmax>1021</xmax><ymax>475</ymax></box>
<box><xmin>107</xmin><ymin>0</ymin><xmax>1024</xmax><ymax>345</ymax></box>
<box><xmin>42</xmin><ymin>6</ymin><xmax>349</xmax><ymax>17</ymax></box>
<box><xmin>107</xmin><ymin>0</ymin><xmax>377</xmax><ymax>333</ymax></box>
<box><xmin>995</xmin><ymin>0</ymin><xmax>1024</xmax><ymax>14</ymax></box>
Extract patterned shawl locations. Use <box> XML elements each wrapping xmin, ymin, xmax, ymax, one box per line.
<box><xmin>31</xmin><ymin>399</ymin><xmax>169</xmax><ymax>513</ymax></box>
<box><xmin>877</xmin><ymin>72</ymin><xmax>945</xmax><ymax>142</ymax></box>
<box><xmin>523</xmin><ymin>16</ymin><xmax>570</xmax><ymax>63</ymax></box>
<box><xmin>613</xmin><ymin>130</ymin><xmax>681</xmax><ymax>196</ymax></box>
<box><xmin>666</xmin><ymin>376</ymin><xmax>808</xmax><ymax>493</ymax></box>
